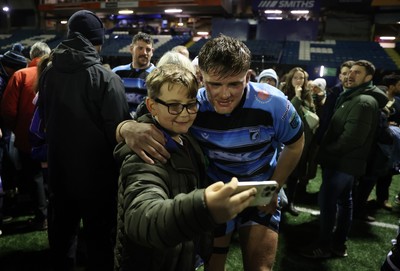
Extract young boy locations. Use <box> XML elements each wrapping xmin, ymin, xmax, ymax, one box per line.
<box><xmin>113</xmin><ymin>63</ymin><xmax>257</xmax><ymax>271</ymax></box>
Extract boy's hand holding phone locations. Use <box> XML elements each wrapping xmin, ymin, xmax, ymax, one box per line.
<box><xmin>233</xmin><ymin>180</ymin><xmax>278</xmax><ymax>207</ymax></box>
<box><xmin>204</xmin><ymin>177</ymin><xmax>256</xmax><ymax>224</ymax></box>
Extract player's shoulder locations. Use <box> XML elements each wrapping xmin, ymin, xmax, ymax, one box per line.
<box><xmin>112</xmin><ymin>63</ymin><xmax>132</xmax><ymax>73</ymax></box>
<box><xmin>247</xmin><ymin>82</ymin><xmax>287</xmax><ymax>106</ymax></box>
<box><xmin>249</xmin><ymin>82</ymin><xmax>285</xmax><ymax>97</ymax></box>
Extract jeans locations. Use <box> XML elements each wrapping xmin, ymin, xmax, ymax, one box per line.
<box><xmin>376</xmin><ymin>172</ymin><xmax>393</xmax><ymax>203</ymax></box>
<box><xmin>319</xmin><ymin>167</ymin><xmax>354</xmax><ymax>246</ymax></box>
<box><xmin>353</xmin><ymin>174</ymin><xmax>377</xmax><ymax>215</ymax></box>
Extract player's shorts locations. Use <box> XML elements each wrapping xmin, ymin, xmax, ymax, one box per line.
<box><xmin>214</xmin><ymin>205</ymin><xmax>281</xmax><ymax>237</ymax></box>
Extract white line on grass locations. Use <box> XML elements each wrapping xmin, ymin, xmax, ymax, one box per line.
<box><xmin>296</xmin><ymin>206</ymin><xmax>399</xmax><ymax>230</ymax></box>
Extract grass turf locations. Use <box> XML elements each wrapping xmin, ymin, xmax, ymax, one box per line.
<box><xmin>1</xmin><ymin>167</ymin><xmax>399</xmax><ymax>271</ymax></box>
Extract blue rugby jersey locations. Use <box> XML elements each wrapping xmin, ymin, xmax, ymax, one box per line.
<box><xmin>191</xmin><ymin>82</ymin><xmax>303</xmax><ymax>183</ymax></box>
<box><xmin>112</xmin><ymin>63</ymin><xmax>155</xmax><ymax>115</ymax></box>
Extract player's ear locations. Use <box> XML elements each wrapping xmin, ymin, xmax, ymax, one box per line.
<box><xmin>245</xmin><ymin>70</ymin><xmax>252</xmax><ymax>84</ymax></box>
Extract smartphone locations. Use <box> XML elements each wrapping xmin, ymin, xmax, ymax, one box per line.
<box><xmin>234</xmin><ymin>180</ymin><xmax>279</xmax><ymax>206</ymax></box>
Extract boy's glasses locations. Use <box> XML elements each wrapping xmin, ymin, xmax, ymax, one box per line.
<box><xmin>155</xmin><ymin>98</ymin><xmax>200</xmax><ymax>115</ymax></box>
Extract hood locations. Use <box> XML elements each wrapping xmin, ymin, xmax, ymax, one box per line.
<box><xmin>311</xmin><ymin>78</ymin><xmax>326</xmax><ymax>92</ymax></box>
<box><xmin>257</xmin><ymin>68</ymin><xmax>279</xmax><ymax>86</ymax></box>
<box><xmin>51</xmin><ymin>33</ymin><xmax>101</xmax><ymax>73</ymax></box>
<box><xmin>336</xmin><ymin>81</ymin><xmax>388</xmax><ymax>110</ymax></box>
<box><xmin>361</xmin><ymin>83</ymin><xmax>388</xmax><ymax>109</ymax></box>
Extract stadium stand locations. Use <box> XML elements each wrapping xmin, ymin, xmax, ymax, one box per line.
<box><xmin>101</xmin><ymin>34</ymin><xmax>190</xmax><ymax>58</ymax></box>
<box><xmin>0</xmin><ymin>30</ymin><xmax>397</xmax><ymax>74</ymax></box>
<box><xmin>0</xmin><ymin>30</ymin><xmax>398</xmax><ymax>73</ymax></box>
<box><xmin>187</xmin><ymin>38</ymin><xmax>208</xmax><ymax>58</ymax></box>
<box><xmin>280</xmin><ymin>40</ymin><xmax>398</xmax><ymax>70</ymax></box>
<box><xmin>0</xmin><ymin>1</ymin><xmax>397</xmax><ymax>73</ymax></box>
<box><xmin>0</xmin><ymin>29</ymin><xmax>63</xmax><ymax>53</ymax></box>
<box><xmin>152</xmin><ymin>35</ymin><xmax>191</xmax><ymax>59</ymax></box>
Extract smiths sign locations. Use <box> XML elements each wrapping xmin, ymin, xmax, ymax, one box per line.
<box><xmin>253</xmin><ymin>0</ymin><xmax>319</xmax><ymax>10</ymax></box>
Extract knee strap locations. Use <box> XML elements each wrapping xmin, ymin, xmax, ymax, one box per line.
<box><xmin>212</xmin><ymin>246</ymin><xmax>230</xmax><ymax>254</ymax></box>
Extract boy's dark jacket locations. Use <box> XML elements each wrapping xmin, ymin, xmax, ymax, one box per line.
<box><xmin>114</xmin><ymin>114</ymin><xmax>216</xmax><ymax>271</ymax></box>
<box><xmin>317</xmin><ymin>82</ymin><xmax>388</xmax><ymax>176</ymax></box>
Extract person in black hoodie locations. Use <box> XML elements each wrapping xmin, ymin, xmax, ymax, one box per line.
<box><xmin>37</xmin><ymin>10</ymin><xmax>129</xmax><ymax>271</ymax></box>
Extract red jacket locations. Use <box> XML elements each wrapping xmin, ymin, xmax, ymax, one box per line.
<box><xmin>1</xmin><ymin>57</ymin><xmax>40</xmax><ymax>153</ymax></box>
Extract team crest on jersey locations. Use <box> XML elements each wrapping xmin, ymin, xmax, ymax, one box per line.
<box><xmin>201</xmin><ymin>132</ymin><xmax>209</xmax><ymax>139</ymax></box>
<box><xmin>255</xmin><ymin>86</ymin><xmax>272</xmax><ymax>104</ymax></box>
<box><xmin>249</xmin><ymin>128</ymin><xmax>260</xmax><ymax>141</ymax></box>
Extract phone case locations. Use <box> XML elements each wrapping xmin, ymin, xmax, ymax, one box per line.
<box><xmin>234</xmin><ymin>180</ymin><xmax>279</xmax><ymax>206</ymax></box>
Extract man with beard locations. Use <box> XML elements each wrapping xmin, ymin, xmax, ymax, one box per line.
<box><xmin>301</xmin><ymin>60</ymin><xmax>388</xmax><ymax>259</ymax></box>
<box><xmin>112</xmin><ymin>32</ymin><xmax>155</xmax><ymax>117</ymax></box>
<box><xmin>314</xmin><ymin>60</ymin><xmax>354</xmax><ymax>144</ymax></box>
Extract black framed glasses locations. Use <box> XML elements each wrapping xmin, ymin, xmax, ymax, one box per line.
<box><xmin>155</xmin><ymin>98</ymin><xmax>200</xmax><ymax>115</ymax></box>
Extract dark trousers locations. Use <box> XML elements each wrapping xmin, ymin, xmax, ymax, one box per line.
<box><xmin>376</xmin><ymin>172</ymin><xmax>393</xmax><ymax>203</ymax></box>
<box><xmin>353</xmin><ymin>175</ymin><xmax>377</xmax><ymax>216</ymax></box>
<box><xmin>319</xmin><ymin>168</ymin><xmax>354</xmax><ymax>246</ymax></box>
<box><xmin>0</xmin><ymin>176</ymin><xmax>3</xmax><ymax>228</ymax></box>
<box><xmin>0</xmin><ymin>135</ymin><xmax>8</xmax><ymax>228</ymax></box>
<box><xmin>48</xmin><ymin>194</ymin><xmax>116</xmax><ymax>271</ymax></box>
<box><xmin>18</xmin><ymin>151</ymin><xmax>47</xmax><ymax>220</ymax></box>
<box><xmin>285</xmin><ymin>175</ymin><xmax>298</xmax><ymax>204</ymax></box>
